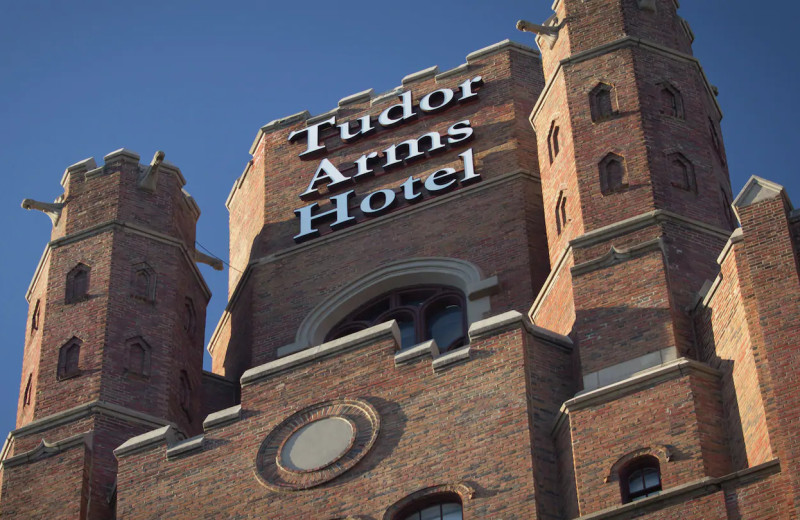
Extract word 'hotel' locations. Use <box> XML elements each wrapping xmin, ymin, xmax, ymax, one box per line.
<box><xmin>5</xmin><ymin>1</ymin><xmax>800</xmax><ymax>518</ymax></box>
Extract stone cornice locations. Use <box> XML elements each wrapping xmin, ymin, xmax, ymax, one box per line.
<box><xmin>530</xmin><ymin>35</ymin><xmax>723</xmax><ymax>127</ymax></box>
<box><xmin>529</xmin><ymin>245</ymin><xmax>573</xmax><ymax>323</ymax></box>
<box><xmin>571</xmin><ymin>238</ymin><xmax>663</xmax><ymax>276</ymax></box>
<box><xmin>25</xmin><ymin>220</ymin><xmax>211</xmax><ymax>302</ymax></box>
<box><xmin>2</xmin><ymin>432</ymin><xmax>92</xmax><ymax>469</ymax></box>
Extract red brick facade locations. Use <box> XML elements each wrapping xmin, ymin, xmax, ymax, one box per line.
<box><xmin>3</xmin><ymin>1</ymin><xmax>799</xmax><ymax>518</ymax></box>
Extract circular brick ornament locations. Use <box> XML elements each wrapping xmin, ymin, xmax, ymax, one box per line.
<box><xmin>255</xmin><ymin>399</ymin><xmax>380</xmax><ymax>491</ymax></box>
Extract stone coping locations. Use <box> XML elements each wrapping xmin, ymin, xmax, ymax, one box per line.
<box><xmin>166</xmin><ymin>434</ymin><xmax>204</xmax><ymax>460</ymax></box>
<box><xmin>552</xmin><ymin>358</ymin><xmax>720</xmax><ymax>435</ymax></box>
<box><xmin>114</xmin><ymin>425</ymin><xmax>179</xmax><ymax>459</ymax></box>
<box><xmin>432</xmin><ymin>346</ymin><xmax>471</xmax><ymax>372</ymax></box>
<box><xmin>203</xmin><ymin>404</ymin><xmax>242</xmax><ymax>432</ymax></box>
<box><xmin>574</xmin><ymin>459</ymin><xmax>780</xmax><ymax>520</ymax></box>
<box><xmin>394</xmin><ymin>340</ymin><xmax>438</xmax><ymax>365</ymax></box>
<box><xmin>468</xmin><ymin>310</ymin><xmax>573</xmax><ymax>350</ymax></box>
<box><xmin>241</xmin><ymin>321</ymin><xmax>401</xmax><ymax>387</ymax></box>
<box><xmin>2</xmin><ymin>432</ymin><xmax>92</xmax><ymax>469</ymax></box>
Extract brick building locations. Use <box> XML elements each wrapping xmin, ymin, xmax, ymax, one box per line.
<box><xmin>3</xmin><ymin>0</ymin><xmax>799</xmax><ymax>518</ymax></box>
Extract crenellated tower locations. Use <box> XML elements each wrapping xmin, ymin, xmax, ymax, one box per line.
<box><xmin>2</xmin><ymin>149</ymin><xmax>214</xmax><ymax>518</ymax></box>
<box><xmin>525</xmin><ymin>0</ymin><xmax>737</xmax><ymax>516</ymax></box>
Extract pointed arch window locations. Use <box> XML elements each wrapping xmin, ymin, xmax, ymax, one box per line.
<box><xmin>709</xmin><ymin>117</ymin><xmax>726</xmax><ymax>166</ymax></box>
<box><xmin>31</xmin><ymin>299</ymin><xmax>41</xmax><ymax>334</ymax></box>
<box><xmin>131</xmin><ymin>262</ymin><xmax>156</xmax><ymax>302</ymax></box>
<box><xmin>555</xmin><ymin>190</ymin><xmax>568</xmax><ymax>235</ymax></box>
<box><xmin>23</xmin><ymin>374</ymin><xmax>33</xmax><ymax>407</ymax></box>
<box><xmin>58</xmin><ymin>338</ymin><xmax>82</xmax><ymax>380</ymax></box>
<box><xmin>399</xmin><ymin>502</ymin><xmax>462</xmax><ymax>520</ymax></box>
<box><xmin>179</xmin><ymin>370</ymin><xmax>192</xmax><ymax>422</ymax></box>
<box><xmin>548</xmin><ymin>121</ymin><xmax>561</xmax><ymax>163</ymax></box>
<box><xmin>590</xmin><ymin>83</ymin><xmax>617</xmax><ymax>122</ymax></box>
<box><xmin>326</xmin><ymin>286</ymin><xmax>467</xmax><ymax>352</ymax></box>
<box><xmin>667</xmin><ymin>152</ymin><xmax>696</xmax><ymax>192</ymax></box>
<box><xmin>65</xmin><ymin>263</ymin><xmax>90</xmax><ymax>304</ymax></box>
<box><xmin>125</xmin><ymin>337</ymin><xmax>151</xmax><ymax>378</ymax></box>
<box><xmin>184</xmin><ymin>297</ymin><xmax>196</xmax><ymax>336</ymax></box>
<box><xmin>657</xmin><ymin>82</ymin><xmax>684</xmax><ymax>119</ymax></box>
<box><xmin>620</xmin><ymin>456</ymin><xmax>662</xmax><ymax>503</ymax></box>
<box><xmin>599</xmin><ymin>153</ymin><xmax>628</xmax><ymax>195</ymax></box>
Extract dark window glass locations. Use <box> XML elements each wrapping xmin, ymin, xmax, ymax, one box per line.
<box><xmin>401</xmin><ymin>502</ymin><xmax>462</xmax><ymax>520</ymax></box>
<box><xmin>66</xmin><ymin>264</ymin><xmax>90</xmax><ymax>304</ymax></box>
<box><xmin>58</xmin><ymin>340</ymin><xmax>81</xmax><ymax>379</ymax></box>
<box><xmin>326</xmin><ymin>286</ymin><xmax>467</xmax><ymax>352</ymax></box>
<box><xmin>621</xmin><ymin>456</ymin><xmax>662</xmax><ymax>503</ymax></box>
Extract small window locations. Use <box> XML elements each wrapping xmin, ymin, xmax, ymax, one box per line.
<box><xmin>620</xmin><ymin>456</ymin><xmax>662</xmax><ymax>503</ymax></box>
<box><xmin>58</xmin><ymin>338</ymin><xmax>82</xmax><ymax>380</ymax></box>
<box><xmin>709</xmin><ymin>118</ymin><xmax>726</xmax><ymax>166</ymax></box>
<box><xmin>555</xmin><ymin>191</ymin><xmax>568</xmax><ymax>235</ymax></box>
<box><xmin>65</xmin><ymin>263</ymin><xmax>90</xmax><ymax>304</ymax></box>
<box><xmin>126</xmin><ymin>337</ymin><xmax>151</xmax><ymax>378</ymax></box>
<box><xmin>31</xmin><ymin>299</ymin><xmax>40</xmax><ymax>334</ymax></box>
<box><xmin>599</xmin><ymin>153</ymin><xmax>628</xmax><ymax>194</ymax></box>
<box><xmin>131</xmin><ymin>262</ymin><xmax>156</xmax><ymax>302</ymax></box>
<box><xmin>23</xmin><ymin>374</ymin><xmax>33</xmax><ymax>407</ymax></box>
<box><xmin>183</xmin><ymin>297</ymin><xmax>196</xmax><ymax>336</ymax></box>
<box><xmin>326</xmin><ymin>286</ymin><xmax>467</xmax><ymax>352</ymax></box>
<box><xmin>179</xmin><ymin>370</ymin><xmax>192</xmax><ymax>422</ymax></box>
<box><xmin>548</xmin><ymin>121</ymin><xmax>561</xmax><ymax>163</ymax></box>
<box><xmin>657</xmin><ymin>82</ymin><xmax>684</xmax><ymax>119</ymax></box>
<box><xmin>399</xmin><ymin>502</ymin><xmax>462</xmax><ymax>520</ymax></box>
<box><xmin>590</xmin><ymin>83</ymin><xmax>616</xmax><ymax>122</ymax></box>
<box><xmin>667</xmin><ymin>152</ymin><xmax>696</xmax><ymax>193</ymax></box>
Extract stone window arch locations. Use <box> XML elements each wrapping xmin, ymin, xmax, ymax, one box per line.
<box><xmin>599</xmin><ymin>153</ymin><xmax>628</xmax><ymax>194</ymax></box>
<box><xmin>383</xmin><ymin>483</ymin><xmax>473</xmax><ymax>520</ymax></box>
<box><xmin>657</xmin><ymin>82</ymin><xmax>684</xmax><ymax>119</ymax></box>
<box><xmin>288</xmin><ymin>258</ymin><xmax>498</xmax><ymax>356</ymax></box>
<box><xmin>131</xmin><ymin>262</ymin><xmax>156</xmax><ymax>302</ymax></box>
<box><xmin>325</xmin><ymin>286</ymin><xmax>467</xmax><ymax>352</ymax></box>
<box><xmin>58</xmin><ymin>337</ymin><xmax>82</xmax><ymax>380</ymax></box>
<box><xmin>667</xmin><ymin>152</ymin><xmax>696</xmax><ymax>192</ymax></box>
<box><xmin>590</xmin><ymin>82</ymin><xmax>617</xmax><ymax>122</ymax></box>
<box><xmin>65</xmin><ymin>263</ymin><xmax>90</xmax><ymax>304</ymax></box>
<box><xmin>548</xmin><ymin>120</ymin><xmax>561</xmax><ymax>163</ymax></box>
<box><xmin>125</xmin><ymin>337</ymin><xmax>151</xmax><ymax>378</ymax></box>
<box><xmin>555</xmin><ymin>190</ymin><xmax>568</xmax><ymax>235</ymax></box>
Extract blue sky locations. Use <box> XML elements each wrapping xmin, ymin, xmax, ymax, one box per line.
<box><xmin>1</xmin><ymin>1</ymin><xmax>798</xmax><ymax>437</ymax></box>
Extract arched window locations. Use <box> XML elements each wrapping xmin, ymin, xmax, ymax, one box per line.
<box><xmin>657</xmin><ymin>82</ymin><xmax>684</xmax><ymax>119</ymax></box>
<box><xmin>548</xmin><ymin>121</ymin><xmax>560</xmax><ymax>163</ymax></box>
<box><xmin>590</xmin><ymin>83</ymin><xmax>616</xmax><ymax>122</ymax></box>
<box><xmin>620</xmin><ymin>456</ymin><xmax>662</xmax><ymax>503</ymax></box>
<box><xmin>184</xmin><ymin>297</ymin><xmax>196</xmax><ymax>336</ymax></box>
<box><xmin>326</xmin><ymin>286</ymin><xmax>467</xmax><ymax>352</ymax></box>
<box><xmin>58</xmin><ymin>338</ymin><xmax>82</xmax><ymax>380</ymax></box>
<box><xmin>555</xmin><ymin>190</ymin><xmax>568</xmax><ymax>235</ymax></box>
<box><xmin>599</xmin><ymin>153</ymin><xmax>628</xmax><ymax>195</ymax></box>
<box><xmin>398</xmin><ymin>502</ymin><xmax>462</xmax><ymax>520</ymax></box>
<box><xmin>125</xmin><ymin>337</ymin><xmax>151</xmax><ymax>378</ymax></box>
<box><xmin>131</xmin><ymin>262</ymin><xmax>156</xmax><ymax>302</ymax></box>
<box><xmin>23</xmin><ymin>374</ymin><xmax>33</xmax><ymax>407</ymax></box>
<box><xmin>65</xmin><ymin>263</ymin><xmax>90</xmax><ymax>304</ymax></box>
<box><xmin>31</xmin><ymin>299</ymin><xmax>40</xmax><ymax>334</ymax></box>
<box><xmin>667</xmin><ymin>152</ymin><xmax>696</xmax><ymax>193</ymax></box>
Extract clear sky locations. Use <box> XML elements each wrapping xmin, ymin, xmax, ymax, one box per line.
<box><xmin>1</xmin><ymin>1</ymin><xmax>798</xmax><ymax>437</ymax></box>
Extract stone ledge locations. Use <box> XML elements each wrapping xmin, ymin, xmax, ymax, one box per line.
<box><xmin>466</xmin><ymin>39</ymin><xmax>539</xmax><ymax>63</ymax></box>
<box><xmin>581</xmin><ymin>347</ymin><xmax>677</xmax><ymax>392</ymax></box>
<box><xmin>574</xmin><ymin>459</ymin><xmax>780</xmax><ymax>520</ymax></box>
<box><xmin>468</xmin><ymin>310</ymin><xmax>572</xmax><ymax>351</ymax></box>
<box><xmin>114</xmin><ymin>425</ymin><xmax>178</xmax><ymax>459</ymax></box>
<box><xmin>394</xmin><ymin>340</ymin><xmax>439</xmax><ymax>365</ymax></box>
<box><xmin>402</xmin><ymin>66</ymin><xmax>438</xmax><ymax>86</ymax></box>
<box><xmin>338</xmin><ymin>88</ymin><xmax>374</xmax><ymax>107</ymax></box>
<box><xmin>2</xmin><ymin>432</ymin><xmax>92</xmax><ymax>469</ymax></box>
<box><xmin>241</xmin><ymin>321</ymin><xmax>401</xmax><ymax>387</ymax></box>
<box><xmin>432</xmin><ymin>346</ymin><xmax>470</xmax><ymax>372</ymax></box>
<box><xmin>166</xmin><ymin>434</ymin><xmax>204</xmax><ymax>460</ymax></box>
<box><xmin>203</xmin><ymin>404</ymin><xmax>242</xmax><ymax>432</ymax></box>
<box><xmin>248</xmin><ymin>110</ymin><xmax>311</xmax><ymax>154</ymax></box>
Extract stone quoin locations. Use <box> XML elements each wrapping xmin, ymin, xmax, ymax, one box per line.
<box><xmin>5</xmin><ymin>1</ymin><xmax>800</xmax><ymax>519</ymax></box>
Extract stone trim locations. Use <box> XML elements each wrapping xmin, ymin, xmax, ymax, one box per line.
<box><xmin>468</xmin><ymin>310</ymin><xmax>572</xmax><ymax>351</ymax></box>
<box><xmin>60</xmin><ymin>157</ymin><xmax>97</xmax><ymax>187</ymax></box>
<box><xmin>732</xmin><ymin>175</ymin><xmax>793</xmax><ymax>222</ymax></box>
<box><xmin>432</xmin><ymin>345</ymin><xmax>471</xmax><ymax>372</ymax></box>
<box><xmin>691</xmin><ymin>228</ymin><xmax>745</xmax><ymax>312</ymax></box>
<box><xmin>581</xmin><ymin>347</ymin><xmax>677</xmax><ymax>393</ymax></box>
<box><xmin>166</xmin><ymin>434</ymin><xmax>204</xmax><ymax>460</ymax></box>
<box><xmin>394</xmin><ymin>340</ymin><xmax>439</xmax><ymax>365</ymax></box>
<box><xmin>24</xmin><ymin>246</ymin><xmax>51</xmax><ymax>303</ymax></box>
<box><xmin>529</xmin><ymin>245</ymin><xmax>572</xmax><ymax>322</ymax></box>
<box><xmin>288</xmin><ymin>256</ymin><xmax>495</xmax><ymax>353</ymax></box>
<box><xmin>531</xmin><ymin>36</ymin><xmax>722</xmax><ymax>126</ymax></box>
<box><xmin>552</xmin><ymin>358</ymin><xmax>720</xmax><ymax>435</ymax></box>
<box><xmin>114</xmin><ymin>425</ymin><xmax>178</xmax><ymax>458</ymax></box>
<box><xmin>715</xmin><ymin>228</ymin><xmax>744</xmax><ymax>266</ymax></box>
<box><xmin>605</xmin><ymin>445</ymin><xmax>674</xmax><ymax>483</ymax></box>
<box><xmin>2</xmin><ymin>432</ymin><xmax>92</xmax><ymax>469</ymax></box>
<box><xmin>466</xmin><ymin>39</ymin><xmax>539</xmax><ymax>63</ymax></box>
<box><xmin>382</xmin><ymin>482</ymin><xmax>475</xmax><ymax>520</ymax></box>
<box><xmin>203</xmin><ymin>404</ymin><xmax>242</xmax><ymax>432</ymax></box>
<box><xmin>10</xmin><ymin>400</ymin><xmax>176</xmax><ymax>440</ymax></box>
<box><xmin>569</xmin><ymin>209</ymin><xmax>730</xmax><ymax>250</ymax></box>
<box><xmin>571</xmin><ymin>238</ymin><xmax>664</xmax><ymax>276</ymax></box>
<box><xmin>575</xmin><ymin>459</ymin><xmax>780</xmax><ymax>520</ymax></box>
<box><xmin>242</xmin><ymin>321</ymin><xmax>401</xmax><ymax>387</ymax></box>
<box><xmin>402</xmin><ymin>66</ymin><xmax>438</xmax><ymax>86</ymax></box>
<box><xmin>435</xmin><ymin>64</ymin><xmax>469</xmax><ymax>81</ymax></box>
<box><xmin>248</xmin><ymin>110</ymin><xmax>311</xmax><ymax>155</ymax></box>
<box><xmin>338</xmin><ymin>88</ymin><xmax>374</xmax><ymax>107</ymax></box>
